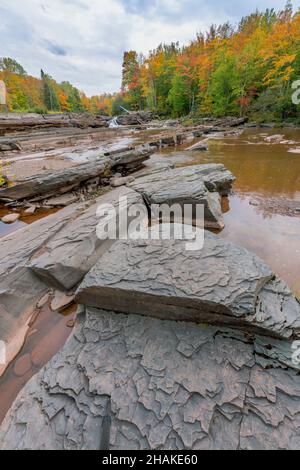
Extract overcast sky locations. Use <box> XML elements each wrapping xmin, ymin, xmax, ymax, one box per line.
<box><xmin>1</xmin><ymin>0</ymin><xmax>299</xmax><ymax>96</ymax></box>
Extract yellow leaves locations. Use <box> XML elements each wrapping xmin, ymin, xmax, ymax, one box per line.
<box><xmin>263</xmin><ymin>54</ymin><xmax>296</xmax><ymax>85</ymax></box>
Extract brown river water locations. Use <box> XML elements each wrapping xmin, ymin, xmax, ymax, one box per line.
<box><xmin>156</xmin><ymin>128</ymin><xmax>300</xmax><ymax>295</ymax></box>
<box><xmin>0</xmin><ymin>127</ymin><xmax>299</xmax><ymax>424</ymax></box>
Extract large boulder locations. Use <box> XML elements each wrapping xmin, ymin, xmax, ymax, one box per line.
<box><xmin>1</xmin><ymin>307</ymin><xmax>300</xmax><ymax>450</ymax></box>
<box><xmin>30</xmin><ymin>187</ymin><xmax>147</xmax><ymax>291</ymax></box>
<box><xmin>76</xmin><ymin>231</ymin><xmax>300</xmax><ymax>340</ymax></box>
<box><xmin>129</xmin><ymin>164</ymin><xmax>235</xmax><ymax>229</ymax></box>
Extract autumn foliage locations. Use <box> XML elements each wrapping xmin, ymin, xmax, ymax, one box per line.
<box><xmin>0</xmin><ymin>3</ymin><xmax>299</xmax><ymax>122</ymax></box>
<box><xmin>121</xmin><ymin>2</ymin><xmax>300</xmax><ymax>122</ymax></box>
<box><xmin>0</xmin><ymin>59</ymin><xmax>114</xmax><ymax>116</ymax></box>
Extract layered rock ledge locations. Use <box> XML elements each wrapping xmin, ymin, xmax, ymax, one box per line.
<box><xmin>76</xmin><ymin>232</ymin><xmax>300</xmax><ymax>340</ymax></box>
<box><xmin>0</xmin><ymin>145</ymin><xmax>155</xmax><ymax>201</ymax></box>
<box><xmin>129</xmin><ymin>164</ymin><xmax>235</xmax><ymax>229</ymax></box>
<box><xmin>1</xmin><ymin>226</ymin><xmax>300</xmax><ymax>449</ymax></box>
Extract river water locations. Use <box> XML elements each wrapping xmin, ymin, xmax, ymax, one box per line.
<box><xmin>156</xmin><ymin>128</ymin><xmax>300</xmax><ymax>295</ymax></box>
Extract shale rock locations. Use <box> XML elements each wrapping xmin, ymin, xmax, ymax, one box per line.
<box><xmin>0</xmin><ymin>158</ymin><xmax>111</xmax><ymax>201</ymax></box>
<box><xmin>129</xmin><ymin>164</ymin><xmax>235</xmax><ymax>229</ymax></box>
<box><xmin>76</xmin><ymin>231</ymin><xmax>300</xmax><ymax>340</ymax></box>
<box><xmin>2</xmin><ymin>308</ymin><xmax>300</xmax><ymax>450</ymax></box>
<box><xmin>30</xmin><ymin>187</ymin><xmax>147</xmax><ymax>291</ymax></box>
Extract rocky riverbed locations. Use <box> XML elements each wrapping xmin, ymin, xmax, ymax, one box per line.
<box><xmin>0</xmin><ymin>114</ymin><xmax>300</xmax><ymax>450</ymax></box>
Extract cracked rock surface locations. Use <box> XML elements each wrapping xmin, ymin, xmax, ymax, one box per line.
<box><xmin>76</xmin><ymin>232</ymin><xmax>300</xmax><ymax>340</ymax></box>
<box><xmin>1</xmin><ymin>308</ymin><xmax>300</xmax><ymax>450</ymax></box>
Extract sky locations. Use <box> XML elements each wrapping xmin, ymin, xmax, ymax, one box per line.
<box><xmin>1</xmin><ymin>0</ymin><xmax>300</xmax><ymax>96</ymax></box>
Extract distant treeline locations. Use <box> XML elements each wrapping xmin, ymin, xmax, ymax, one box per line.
<box><xmin>0</xmin><ymin>58</ymin><xmax>114</xmax><ymax>116</ymax></box>
<box><xmin>1</xmin><ymin>2</ymin><xmax>300</xmax><ymax>122</ymax></box>
<box><xmin>120</xmin><ymin>1</ymin><xmax>300</xmax><ymax>123</ymax></box>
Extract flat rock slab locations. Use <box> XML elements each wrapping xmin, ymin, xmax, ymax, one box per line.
<box><xmin>0</xmin><ymin>158</ymin><xmax>111</xmax><ymax>201</ymax></box>
<box><xmin>30</xmin><ymin>187</ymin><xmax>147</xmax><ymax>291</ymax></box>
<box><xmin>129</xmin><ymin>164</ymin><xmax>235</xmax><ymax>229</ymax></box>
<box><xmin>76</xmin><ymin>231</ymin><xmax>300</xmax><ymax>340</ymax></box>
<box><xmin>2</xmin><ymin>307</ymin><xmax>300</xmax><ymax>450</ymax></box>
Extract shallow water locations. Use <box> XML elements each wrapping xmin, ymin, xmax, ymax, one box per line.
<box><xmin>0</xmin><ymin>206</ymin><xmax>60</xmax><ymax>238</ymax></box>
<box><xmin>158</xmin><ymin>128</ymin><xmax>300</xmax><ymax>294</ymax></box>
<box><xmin>0</xmin><ymin>303</ymin><xmax>77</xmax><ymax>425</ymax></box>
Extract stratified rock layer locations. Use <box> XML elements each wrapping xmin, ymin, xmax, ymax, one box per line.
<box><xmin>0</xmin><ymin>145</ymin><xmax>155</xmax><ymax>201</ymax></box>
<box><xmin>1</xmin><ymin>308</ymin><xmax>300</xmax><ymax>450</ymax></box>
<box><xmin>31</xmin><ymin>187</ymin><xmax>147</xmax><ymax>291</ymax></box>
<box><xmin>129</xmin><ymin>164</ymin><xmax>235</xmax><ymax>229</ymax></box>
<box><xmin>76</xmin><ymin>232</ymin><xmax>300</xmax><ymax>340</ymax></box>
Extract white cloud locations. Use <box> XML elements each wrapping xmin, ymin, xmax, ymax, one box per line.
<box><xmin>0</xmin><ymin>0</ymin><xmax>299</xmax><ymax>95</ymax></box>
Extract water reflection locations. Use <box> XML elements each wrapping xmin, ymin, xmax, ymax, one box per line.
<box><xmin>158</xmin><ymin>128</ymin><xmax>300</xmax><ymax>294</ymax></box>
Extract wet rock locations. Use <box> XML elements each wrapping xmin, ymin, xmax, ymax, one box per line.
<box><xmin>264</xmin><ymin>134</ymin><xmax>285</xmax><ymax>143</ymax></box>
<box><xmin>1</xmin><ymin>213</ymin><xmax>20</xmax><ymax>224</ymax></box>
<box><xmin>76</xmin><ymin>230</ymin><xmax>300</xmax><ymax>340</ymax></box>
<box><xmin>24</xmin><ymin>206</ymin><xmax>37</xmax><ymax>215</ymax></box>
<box><xmin>129</xmin><ymin>164</ymin><xmax>235</xmax><ymax>229</ymax></box>
<box><xmin>186</xmin><ymin>141</ymin><xmax>209</xmax><ymax>151</ymax></box>
<box><xmin>30</xmin><ymin>187</ymin><xmax>147</xmax><ymax>291</ymax></box>
<box><xmin>51</xmin><ymin>291</ymin><xmax>75</xmax><ymax>312</ymax></box>
<box><xmin>2</xmin><ymin>308</ymin><xmax>300</xmax><ymax>450</ymax></box>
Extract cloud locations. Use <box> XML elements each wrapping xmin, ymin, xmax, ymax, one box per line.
<box><xmin>44</xmin><ymin>41</ymin><xmax>67</xmax><ymax>56</ymax></box>
<box><xmin>0</xmin><ymin>0</ymin><xmax>299</xmax><ymax>95</ymax></box>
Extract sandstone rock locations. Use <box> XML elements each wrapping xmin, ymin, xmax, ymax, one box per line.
<box><xmin>1</xmin><ymin>213</ymin><xmax>20</xmax><ymax>224</ymax></box>
<box><xmin>2</xmin><ymin>308</ymin><xmax>300</xmax><ymax>450</ymax></box>
<box><xmin>30</xmin><ymin>187</ymin><xmax>148</xmax><ymax>291</ymax></box>
<box><xmin>129</xmin><ymin>164</ymin><xmax>235</xmax><ymax>229</ymax></box>
<box><xmin>51</xmin><ymin>291</ymin><xmax>75</xmax><ymax>312</ymax></box>
<box><xmin>76</xmin><ymin>231</ymin><xmax>300</xmax><ymax>340</ymax></box>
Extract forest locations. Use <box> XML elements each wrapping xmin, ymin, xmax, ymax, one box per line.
<box><xmin>1</xmin><ymin>1</ymin><xmax>300</xmax><ymax>123</ymax></box>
